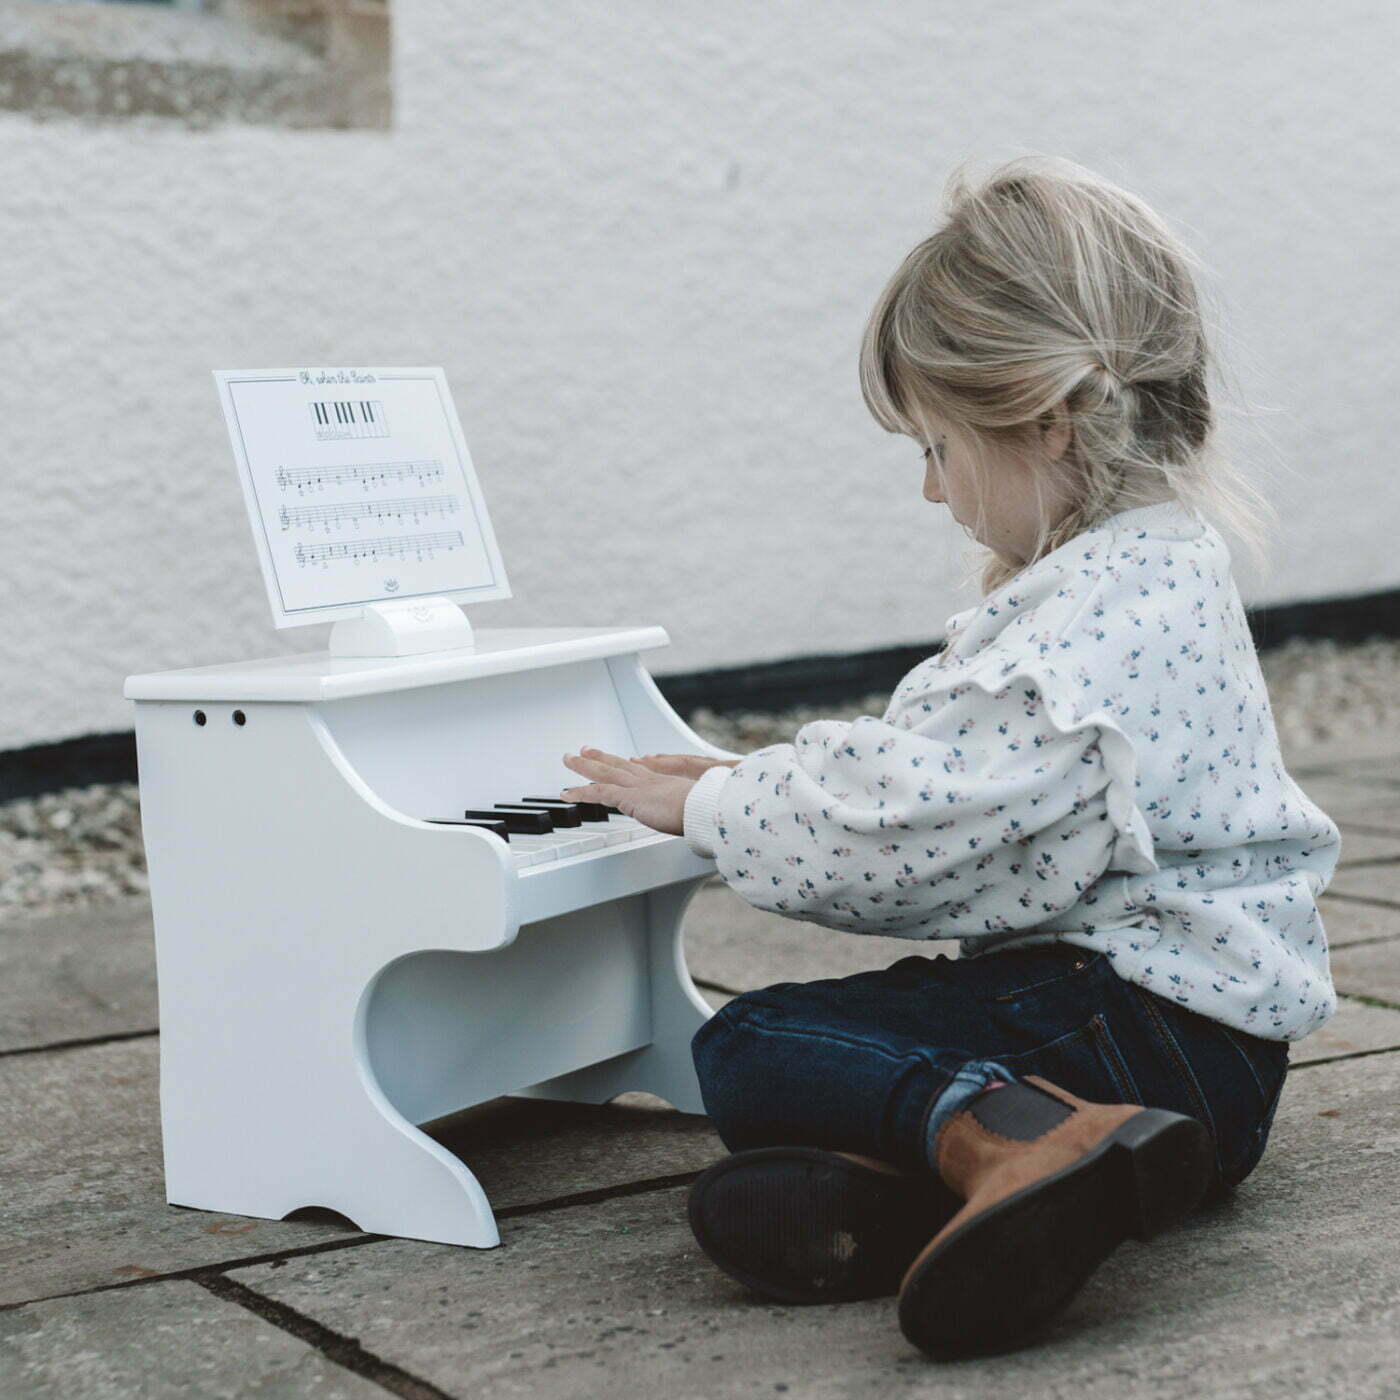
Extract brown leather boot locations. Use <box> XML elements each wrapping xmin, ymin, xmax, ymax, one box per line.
<box><xmin>898</xmin><ymin>1074</ymin><xmax>1214</xmax><ymax>1358</ymax></box>
<box><xmin>687</xmin><ymin>1146</ymin><xmax>960</xmax><ymax>1304</ymax></box>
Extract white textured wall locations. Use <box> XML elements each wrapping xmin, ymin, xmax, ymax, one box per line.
<box><xmin>3</xmin><ymin>1</ymin><xmax>1397</xmax><ymax>751</ymax></box>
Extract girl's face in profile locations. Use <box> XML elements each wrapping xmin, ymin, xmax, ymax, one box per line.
<box><xmin>918</xmin><ymin>420</ymin><xmax>1073</xmax><ymax>565</ymax></box>
<box><xmin>920</xmin><ymin>430</ymin><xmax>989</xmax><ymax>537</ymax></box>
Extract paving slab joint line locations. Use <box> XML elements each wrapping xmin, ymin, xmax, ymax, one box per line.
<box><xmin>1286</xmin><ymin>1040</ymin><xmax>1400</xmax><ymax>1072</ymax></box>
<box><xmin>0</xmin><ymin>1025</ymin><xmax>159</xmax><ymax>1061</ymax></box>
<box><xmin>197</xmin><ymin>1274</ymin><xmax>457</xmax><ymax>1400</ymax></box>
<box><xmin>1324</xmin><ymin>932</ymin><xmax>1400</xmax><ymax>954</ymax></box>
<box><xmin>1333</xmin><ymin>989</ymin><xmax>1400</xmax><ymax>1014</ymax></box>
<box><xmin>1322</xmin><ymin>891</ymin><xmax>1400</xmax><ymax>914</ymax></box>
<box><xmin>1337</xmin><ymin>820</ymin><xmax>1400</xmax><ymax>839</ymax></box>
<box><xmin>0</xmin><ymin>1168</ymin><xmax>706</xmax><ymax>1315</ymax></box>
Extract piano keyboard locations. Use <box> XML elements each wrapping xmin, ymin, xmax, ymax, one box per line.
<box><xmin>431</xmin><ymin>799</ymin><xmax>661</xmax><ymax>869</ymax></box>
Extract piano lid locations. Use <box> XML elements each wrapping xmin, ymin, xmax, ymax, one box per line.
<box><xmin>123</xmin><ymin>626</ymin><xmax>670</xmax><ymax>703</ymax></box>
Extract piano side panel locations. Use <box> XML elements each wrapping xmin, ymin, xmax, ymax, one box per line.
<box><xmin>319</xmin><ymin>658</ymin><xmax>638</xmax><ymax>820</ymax></box>
<box><xmin>607</xmin><ymin>655</ymin><xmax>742</xmax><ymax>763</ymax></box>
<box><xmin>362</xmin><ymin>899</ymin><xmax>651</xmax><ymax>1125</ymax></box>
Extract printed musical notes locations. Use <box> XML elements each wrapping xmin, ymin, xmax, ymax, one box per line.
<box><xmin>215</xmin><ymin>367</ymin><xmax>510</xmax><ymax>626</ymax></box>
<box><xmin>274</xmin><ymin>461</ymin><xmax>445</xmax><ymax>494</ymax></box>
<box><xmin>294</xmin><ymin>531</ymin><xmax>466</xmax><ymax>568</ymax></box>
<box><xmin>278</xmin><ymin>494</ymin><xmax>458</xmax><ymax>532</ymax></box>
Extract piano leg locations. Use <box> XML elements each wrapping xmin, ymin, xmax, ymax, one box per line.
<box><xmin>159</xmin><ymin>972</ymin><xmax>503</xmax><ymax>1249</ymax></box>
<box><xmin>513</xmin><ymin>878</ymin><xmax>714</xmax><ymax>1113</ymax></box>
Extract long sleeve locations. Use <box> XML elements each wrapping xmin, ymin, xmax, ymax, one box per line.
<box><xmin>700</xmin><ymin>666</ymin><xmax>1156</xmax><ymax>940</ymax></box>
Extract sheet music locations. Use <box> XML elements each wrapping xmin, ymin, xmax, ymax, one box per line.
<box><xmin>214</xmin><ymin>367</ymin><xmax>511</xmax><ymax>627</ymax></box>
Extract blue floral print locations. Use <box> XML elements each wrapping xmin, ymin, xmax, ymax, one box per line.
<box><xmin>683</xmin><ymin>500</ymin><xmax>1341</xmax><ymax>1042</ymax></box>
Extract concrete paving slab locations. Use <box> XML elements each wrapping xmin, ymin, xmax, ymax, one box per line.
<box><xmin>224</xmin><ymin>1052</ymin><xmax>1400</xmax><ymax>1400</ymax></box>
<box><xmin>3</xmin><ymin>843</ymin><xmax>1390</xmax><ymax>1058</ymax></box>
<box><xmin>685</xmin><ymin>880</ymin><xmax>952</xmax><ymax>993</ymax></box>
<box><xmin>1318</xmin><ymin>894</ymin><xmax>1400</xmax><ymax>948</ymax></box>
<box><xmin>0</xmin><ymin>898</ymin><xmax>156</xmax><ymax>1053</ymax></box>
<box><xmin>1328</xmin><ymin>860</ymin><xmax>1400</xmax><ymax>906</ymax></box>
<box><xmin>1330</xmin><ymin>938</ymin><xmax>1400</xmax><ymax>1008</ymax></box>
<box><xmin>1</xmin><ymin>1035</ymin><xmax>723</xmax><ymax>1309</ymax></box>
<box><xmin>1291</xmin><ymin>775</ymin><xmax>1400</xmax><ymax>833</ymax></box>
<box><xmin>1291</xmin><ymin>993</ymin><xmax>1400</xmax><ymax>1065</ymax></box>
<box><xmin>1280</xmin><ymin>735</ymin><xmax>1400</xmax><ymax>775</ymax></box>
<box><xmin>0</xmin><ymin>1038</ymin><xmax>355</xmax><ymax>1308</ymax></box>
<box><xmin>422</xmin><ymin>1093</ymin><xmax>723</xmax><ymax>1214</ymax></box>
<box><xmin>0</xmin><ymin>1279</ymin><xmax>384</xmax><ymax>1399</ymax></box>
<box><xmin>1298</xmin><ymin>755</ymin><xmax>1400</xmax><ymax>786</ymax></box>
<box><xmin>1336</xmin><ymin>831</ymin><xmax>1400</xmax><ymax>865</ymax></box>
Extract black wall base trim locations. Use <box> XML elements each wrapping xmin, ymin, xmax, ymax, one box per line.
<box><xmin>1</xmin><ymin>731</ymin><xmax>140</xmax><ymax>803</ymax></box>
<box><xmin>4</xmin><ymin>586</ymin><xmax>1397</xmax><ymax>803</ymax></box>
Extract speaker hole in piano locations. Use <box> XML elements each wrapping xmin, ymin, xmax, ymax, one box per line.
<box><xmin>232</xmin><ymin>710</ymin><xmax>247</xmax><ymax>727</ymax></box>
<box><xmin>192</xmin><ymin>710</ymin><xmax>207</xmax><ymax>727</ymax></box>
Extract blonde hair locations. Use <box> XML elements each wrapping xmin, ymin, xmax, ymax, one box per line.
<box><xmin>859</xmin><ymin>153</ymin><xmax>1276</xmax><ymax>597</ymax></box>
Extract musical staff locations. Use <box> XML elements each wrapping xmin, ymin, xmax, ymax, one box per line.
<box><xmin>279</xmin><ymin>494</ymin><xmax>459</xmax><ymax>533</ymax></box>
<box><xmin>275</xmin><ymin>460</ymin><xmax>445</xmax><ymax>494</ymax></box>
<box><xmin>294</xmin><ymin>530</ymin><xmax>465</xmax><ymax>568</ymax></box>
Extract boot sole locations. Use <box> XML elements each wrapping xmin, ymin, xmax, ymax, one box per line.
<box><xmin>687</xmin><ymin>1147</ymin><xmax>949</xmax><ymax>1304</ymax></box>
<box><xmin>898</xmin><ymin>1109</ymin><xmax>1214</xmax><ymax>1358</ymax></box>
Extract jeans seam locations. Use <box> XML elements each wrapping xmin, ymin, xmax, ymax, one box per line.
<box><xmin>986</xmin><ymin>950</ymin><xmax>1101</xmax><ymax>1002</ymax></box>
<box><xmin>1218</xmin><ymin>1023</ymin><xmax>1269</xmax><ymax>1102</ymax></box>
<box><xmin>1088</xmin><ymin>1014</ymin><xmax>1145</xmax><ymax>1105</ymax></box>
<box><xmin>1227</xmin><ymin>1064</ymin><xmax>1288</xmax><ymax>1187</ymax></box>
<box><xmin>721</xmin><ymin>1005</ymin><xmax>931</xmax><ymax>1066</ymax></box>
<box><xmin>1128</xmin><ymin>982</ymin><xmax>1221</xmax><ymax>1162</ymax></box>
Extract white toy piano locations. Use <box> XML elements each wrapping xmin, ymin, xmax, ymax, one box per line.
<box><xmin>124</xmin><ymin>368</ymin><xmax>730</xmax><ymax>1248</ymax></box>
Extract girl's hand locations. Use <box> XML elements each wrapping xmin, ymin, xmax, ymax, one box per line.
<box><xmin>630</xmin><ymin>753</ymin><xmax>740</xmax><ymax>781</ymax></box>
<box><xmin>560</xmin><ymin>747</ymin><xmax>698</xmax><ymax>836</ymax></box>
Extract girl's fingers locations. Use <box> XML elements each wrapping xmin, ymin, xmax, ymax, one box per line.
<box><xmin>561</xmin><ymin>782</ymin><xmax>627</xmax><ymax>810</ymax></box>
<box><xmin>633</xmin><ymin>754</ymin><xmax>684</xmax><ymax>774</ymax></box>
<box><xmin>577</xmin><ymin>747</ymin><xmax>639</xmax><ymax>773</ymax></box>
<box><xmin>564</xmin><ymin>749</ymin><xmax>650</xmax><ymax>783</ymax></box>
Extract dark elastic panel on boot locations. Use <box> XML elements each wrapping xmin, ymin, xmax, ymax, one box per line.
<box><xmin>967</xmin><ymin>1081</ymin><xmax>1074</xmax><ymax>1141</ymax></box>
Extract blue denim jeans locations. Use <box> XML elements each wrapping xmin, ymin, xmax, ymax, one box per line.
<box><xmin>691</xmin><ymin>943</ymin><xmax>1290</xmax><ymax>1201</ymax></box>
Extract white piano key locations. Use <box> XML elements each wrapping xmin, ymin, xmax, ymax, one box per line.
<box><xmin>543</xmin><ymin>836</ymin><xmax>594</xmax><ymax>860</ymax></box>
<box><xmin>509</xmin><ymin>836</ymin><xmax>559</xmax><ymax>863</ymax></box>
<box><xmin>561</xmin><ymin>832</ymin><xmax>607</xmax><ymax>854</ymax></box>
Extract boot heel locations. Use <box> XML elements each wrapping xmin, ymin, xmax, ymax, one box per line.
<box><xmin>1109</xmin><ymin>1109</ymin><xmax>1214</xmax><ymax>1241</ymax></box>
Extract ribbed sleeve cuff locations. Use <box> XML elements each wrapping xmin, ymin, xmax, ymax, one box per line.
<box><xmin>683</xmin><ymin>764</ymin><xmax>731</xmax><ymax>859</ymax></box>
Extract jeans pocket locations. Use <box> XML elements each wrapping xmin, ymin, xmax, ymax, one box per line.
<box><xmin>973</xmin><ymin>946</ymin><xmax>1106</xmax><ymax>1004</ymax></box>
<box><xmin>993</xmin><ymin>1012</ymin><xmax>1145</xmax><ymax>1107</ymax></box>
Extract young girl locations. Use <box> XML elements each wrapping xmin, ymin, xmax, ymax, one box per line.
<box><xmin>560</xmin><ymin>155</ymin><xmax>1342</xmax><ymax>1361</ymax></box>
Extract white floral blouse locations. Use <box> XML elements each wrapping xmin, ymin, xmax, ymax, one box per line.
<box><xmin>684</xmin><ymin>500</ymin><xmax>1342</xmax><ymax>1042</ymax></box>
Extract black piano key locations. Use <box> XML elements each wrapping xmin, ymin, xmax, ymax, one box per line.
<box><xmin>428</xmin><ymin>818</ymin><xmax>510</xmax><ymax>843</ymax></box>
<box><xmin>505</xmin><ymin>800</ymin><xmax>584</xmax><ymax>827</ymax></box>
<box><xmin>465</xmin><ymin>807</ymin><xmax>552</xmax><ymax>835</ymax></box>
<box><xmin>523</xmin><ymin>797</ymin><xmax>610</xmax><ymax>823</ymax></box>
<box><xmin>496</xmin><ymin>802</ymin><xmax>580</xmax><ymax>829</ymax></box>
